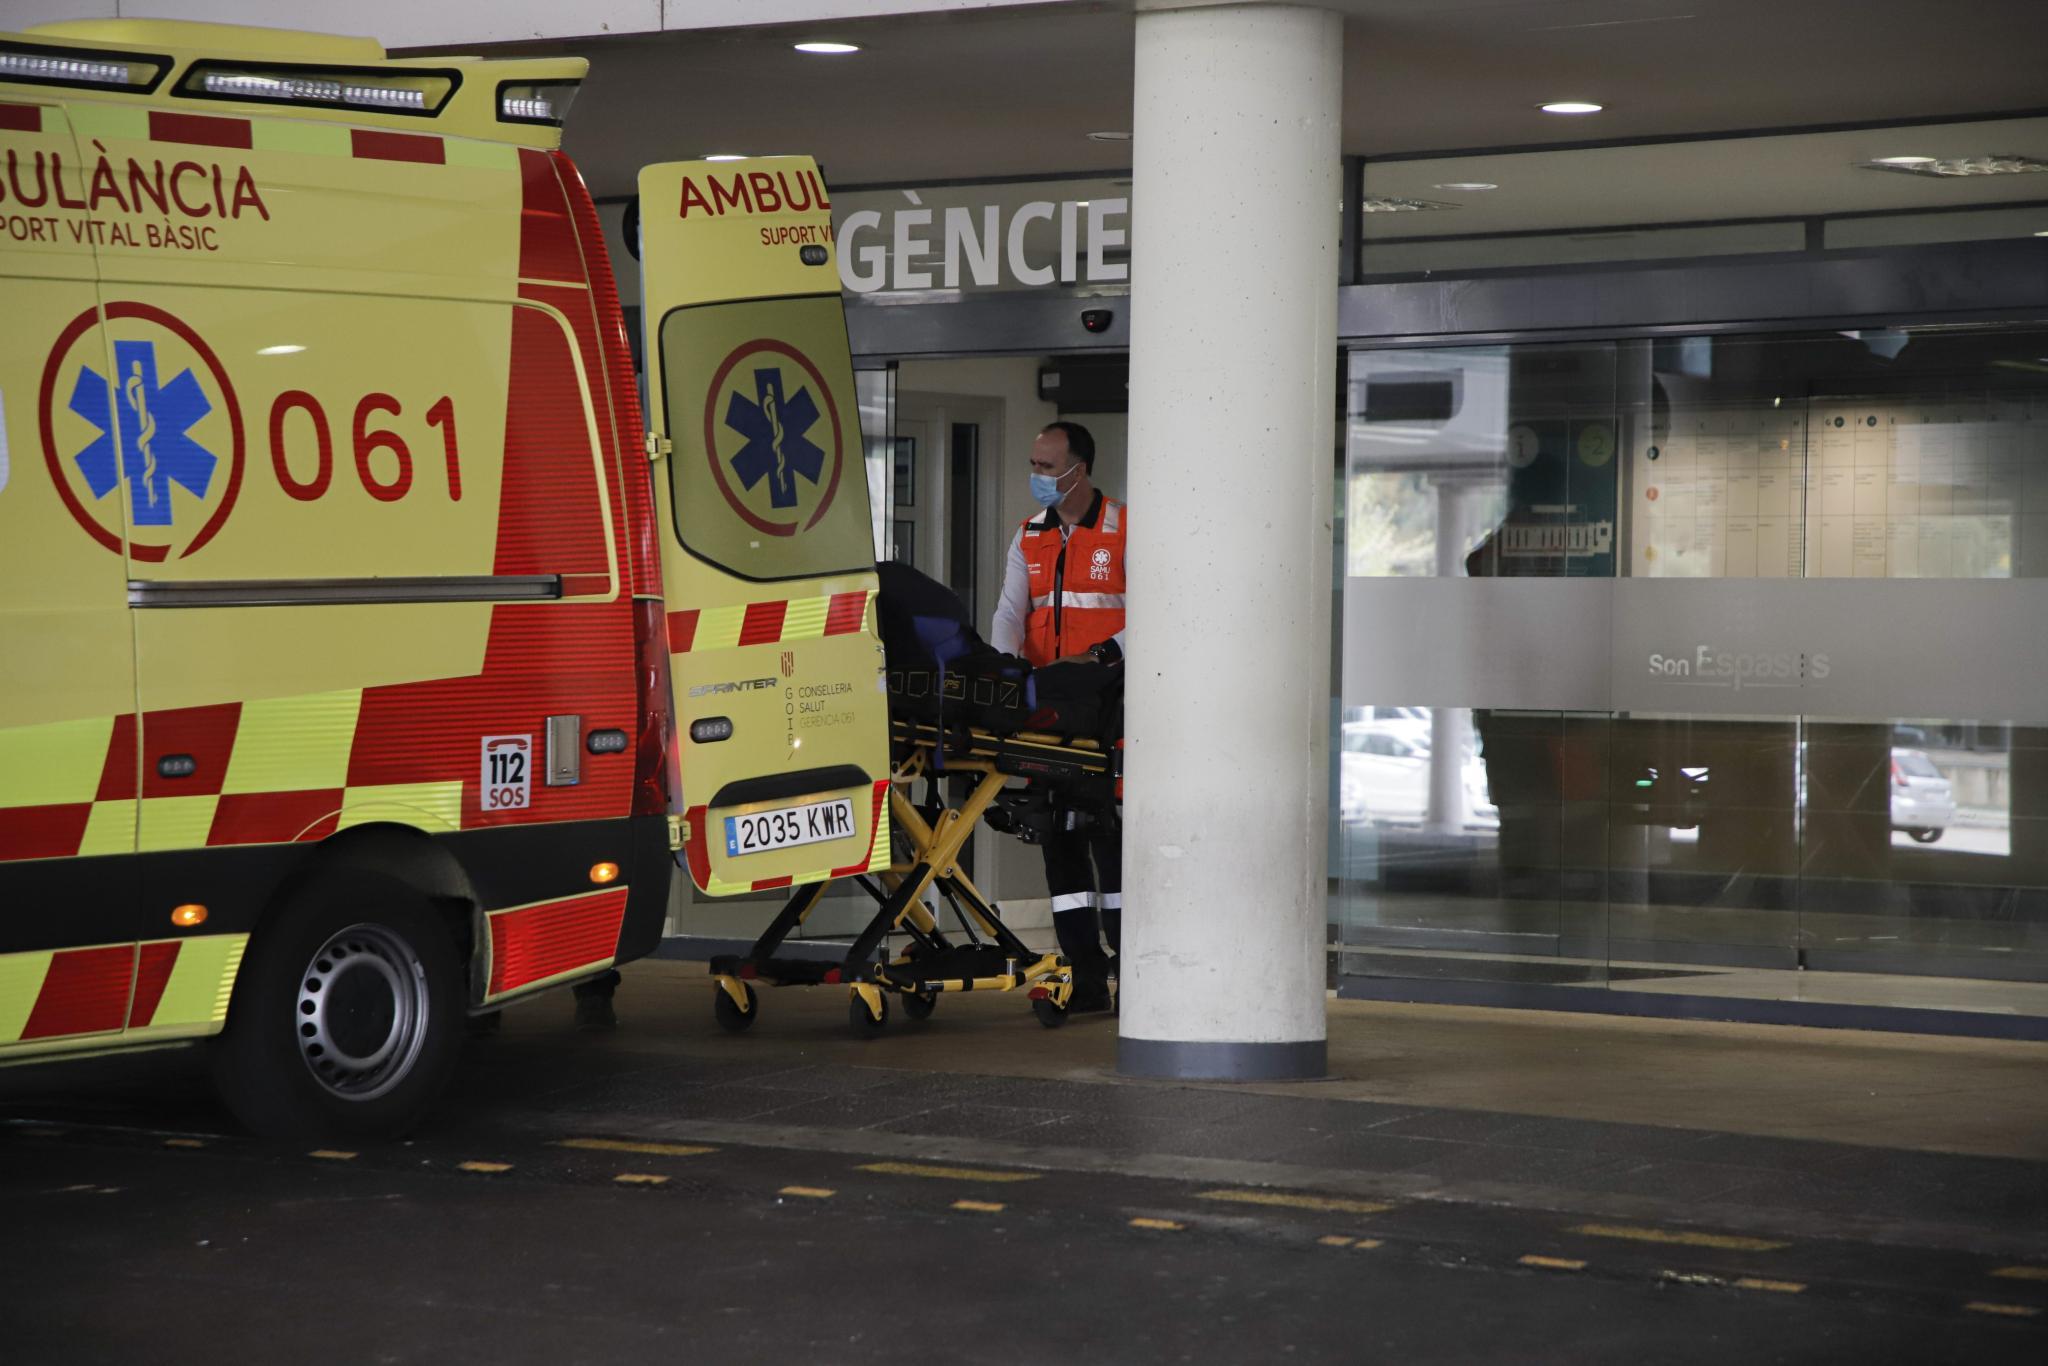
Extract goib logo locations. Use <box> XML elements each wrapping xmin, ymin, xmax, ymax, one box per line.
<box><xmin>39</xmin><ymin>303</ymin><xmax>245</xmax><ymax>561</ymax></box>
<box><xmin>703</xmin><ymin>339</ymin><xmax>845</xmax><ymax>538</ymax></box>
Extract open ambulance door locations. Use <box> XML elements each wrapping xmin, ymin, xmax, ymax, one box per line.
<box><xmin>637</xmin><ymin>158</ymin><xmax>891</xmax><ymax>896</ymax></box>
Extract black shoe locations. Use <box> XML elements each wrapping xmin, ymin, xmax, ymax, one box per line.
<box><xmin>1068</xmin><ymin>968</ymin><xmax>1112</xmax><ymax>1014</ymax></box>
<box><xmin>574</xmin><ymin>993</ymin><xmax>617</xmax><ymax>1032</ymax></box>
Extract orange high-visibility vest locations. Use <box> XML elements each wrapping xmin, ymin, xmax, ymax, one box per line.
<box><xmin>1020</xmin><ymin>493</ymin><xmax>1126</xmax><ymax>668</ymax></box>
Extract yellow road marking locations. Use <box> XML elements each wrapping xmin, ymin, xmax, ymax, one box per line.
<box><xmin>1129</xmin><ymin>1217</ymin><xmax>1184</xmax><ymax>1232</ymax></box>
<box><xmin>1992</xmin><ymin>1265</ymin><xmax>2048</xmax><ymax>1282</ymax></box>
<box><xmin>1520</xmin><ymin>1255</ymin><xmax>1587</xmax><ymax>1272</ymax></box>
<box><xmin>780</xmin><ymin>1186</ymin><xmax>836</xmax><ymax>1199</ymax></box>
<box><xmin>459</xmin><ymin>1161</ymin><xmax>512</xmax><ymax>1174</ymax></box>
<box><xmin>856</xmin><ymin>1161</ymin><xmax>1040</xmax><ymax>1184</ymax></box>
<box><xmin>953</xmin><ymin>1200</ymin><xmax>1007</xmax><ymax>1213</ymax></box>
<box><xmin>1965</xmin><ymin>1302</ymin><xmax>2041</xmax><ymax>1319</ymax></box>
<box><xmin>1318</xmin><ymin>1235</ymin><xmax>1357</xmax><ymax>1248</ymax></box>
<box><xmin>1568</xmin><ymin>1223</ymin><xmax>1786</xmax><ymax>1253</ymax></box>
<box><xmin>162</xmin><ymin>1138</ymin><xmax>206</xmax><ymax>1149</ymax></box>
<box><xmin>557</xmin><ymin>1138</ymin><xmax>716</xmax><ymax>1158</ymax></box>
<box><xmin>613</xmin><ymin>1173</ymin><xmax>669</xmax><ymax>1186</ymax></box>
<box><xmin>1735</xmin><ymin>1278</ymin><xmax>1807</xmax><ymax>1294</ymax></box>
<box><xmin>308</xmin><ymin>1149</ymin><xmax>357</xmax><ymax>1162</ymax></box>
<box><xmin>1197</xmin><ymin>1189</ymin><xmax>1392</xmax><ymax>1217</ymax></box>
<box><xmin>1350</xmin><ymin>1239</ymin><xmax>1385</xmax><ymax>1250</ymax></box>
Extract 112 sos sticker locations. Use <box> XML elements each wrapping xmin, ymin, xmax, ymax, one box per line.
<box><xmin>480</xmin><ymin>734</ymin><xmax>532</xmax><ymax>812</ymax></box>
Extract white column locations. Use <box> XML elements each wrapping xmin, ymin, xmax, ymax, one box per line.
<box><xmin>1120</xmin><ymin>2</ymin><xmax>1341</xmax><ymax>1079</ymax></box>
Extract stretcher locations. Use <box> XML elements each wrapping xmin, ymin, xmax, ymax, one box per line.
<box><xmin>707</xmin><ymin>711</ymin><xmax>1120</xmax><ymax>1035</ymax></box>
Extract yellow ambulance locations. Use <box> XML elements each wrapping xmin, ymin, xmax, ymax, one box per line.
<box><xmin>0</xmin><ymin>20</ymin><xmax>890</xmax><ymax>1136</ymax></box>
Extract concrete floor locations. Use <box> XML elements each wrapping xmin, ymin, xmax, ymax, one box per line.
<box><xmin>4</xmin><ymin>959</ymin><xmax>2045</xmax><ymax>1364</ymax></box>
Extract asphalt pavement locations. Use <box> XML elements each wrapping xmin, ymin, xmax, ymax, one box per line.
<box><xmin>4</xmin><ymin>962</ymin><xmax>2045</xmax><ymax>1365</ymax></box>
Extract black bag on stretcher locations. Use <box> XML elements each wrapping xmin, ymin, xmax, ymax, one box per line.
<box><xmin>873</xmin><ymin>561</ymin><xmax>1118</xmax><ymax>739</ymax></box>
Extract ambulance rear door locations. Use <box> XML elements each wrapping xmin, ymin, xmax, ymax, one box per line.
<box><xmin>637</xmin><ymin>158</ymin><xmax>890</xmax><ymax>895</ymax></box>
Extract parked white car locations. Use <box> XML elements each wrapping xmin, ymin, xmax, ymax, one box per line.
<box><xmin>1891</xmin><ymin>748</ymin><xmax>1956</xmax><ymax>844</ymax></box>
<box><xmin>1338</xmin><ymin>724</ymin><xmax>1495</xmax><ymax>828</ymax></box>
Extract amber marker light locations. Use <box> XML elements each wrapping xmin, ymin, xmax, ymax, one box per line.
<box><xmin>589</xmin><ymin>862</ymin><xmax>621</xmax><ymax>885</ymax></box>
<box><xmin>171</xmin><ymin>904</ymin><xmax>208</xmax><ymax>927</ymax></box>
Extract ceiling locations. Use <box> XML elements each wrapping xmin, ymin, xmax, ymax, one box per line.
<box><xmin>428</xmin><ymin>0</ymin><xmax>2048</xmax><ymax>199</ymax></box>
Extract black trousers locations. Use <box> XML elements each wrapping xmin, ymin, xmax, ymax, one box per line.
<box><xmin>1041</xmin><ymin>820</ymin><xmax>1121</xmax><ymax>970</ymax></box>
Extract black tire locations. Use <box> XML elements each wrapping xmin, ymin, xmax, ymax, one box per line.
<box><xmin>713</xmin><ymin>981</ymin><xmax>760</xmax><ymax>1033</ymax></box>
<box><xmin>1908</xmin><ymin>828</ymin><xmax>1942</xmax><ymax>844</ymax></box>
<box><xmin>849</xmin><ymin>989</ymin><xmax>889</xmax><ymax>1035</ymax></box>
<box><xmin>210</xmin><ymin>874</ymin><xmax>463</xmax><ymax>1142</ymax></box>
<box><xmin>1032</xmin><ymin>996</ymin><xmax>1068</xmax><ymax>1029</ymax></box>
<box><xmin>900</xmin><ymin>990</ymin><xmax>937</xmax><ymax>1021</ymax></box>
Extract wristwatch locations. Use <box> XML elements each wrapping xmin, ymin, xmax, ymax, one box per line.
<box><xmin>1090</xmin><ymin>639</ymin><xmax>1122</xmax><ymax>666</ymax></box>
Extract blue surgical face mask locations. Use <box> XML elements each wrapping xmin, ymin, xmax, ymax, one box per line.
<box><xmin>1029</xmin><ymin>462</ymin><xmax>1080</xmax><ymax>508</ymax></box>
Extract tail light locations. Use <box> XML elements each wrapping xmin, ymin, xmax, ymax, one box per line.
<box><xmin>630</xmin><ymin>598</ymin><xmax>680</xmax><ymax>818</ymax></box>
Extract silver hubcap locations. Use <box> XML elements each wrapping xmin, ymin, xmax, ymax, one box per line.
<box><xmin>295</xmin><ymin>923</ymin><xmax>430</xmax><ymax>1101</ymax></box>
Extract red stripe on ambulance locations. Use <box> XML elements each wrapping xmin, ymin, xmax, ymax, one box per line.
<box><xmin>350</xmin><ymin>129</ymin><xmax>444</xmax><ymax>164</ymax></box>
<box><xmin>488</xmin><ymin>888</ymin><xmax>628</xmax><ymax>995</ymax></box>
<box><xmin>515</xmin><ymin>146</ymin><xmax>583</xmax><ymax>284</ymax></box>
<box><xmin>738</xmin><ymin>601</ymin><xmax>788</xmax><ymax>647</ymax></box>
<box><xmin>0</xmin><ymin>804</ymin><xmax>91</xmax><ymax>861</ymax></box>
<box><xmin>823</xmin><ymin>591</ymin><xmax>867</xmax><ymax>636</ymax></box>
<box><xmin>209</xmin><ymin>789</ymin><xmax>342</xmax><ymax>846</ymax></box>
<box><xmin>127</xmin><ymin>942</ymin><xmax>182</xmax><ymax>1028</ymax></box>
<box><xmin>667</xmin><ymin>609</ymin><xmax>700</xmax><ymax>653</ymax></box>
<box><xmin>0</xmin><ymin>102</ymin><xmax>43</xmax><ymax>133</ymax></box>
<box><xmin>148</xmin><ymin>110</ymin><xmax>252</xmax><ymax>149</ymax></box>
<box><xmin>21</xmin><ymin>945</ymin><xmax>132</xmax><ymax>1040</ymax></box>
<box><xmin>549</xmin><ymin>151</ymin><xmax>661</xmax><ymax>598</ymax></box>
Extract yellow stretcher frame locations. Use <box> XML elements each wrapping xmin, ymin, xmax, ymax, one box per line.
<box><xmin>705</xmin><ymin>716</ymin><xmax>1119</xmax><ymax>1035</ymax></box>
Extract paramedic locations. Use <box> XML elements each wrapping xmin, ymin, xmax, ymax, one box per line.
<box><xmin>991</xmin><ymin>421</ymin><xmax>1126</xmax><ymax>1013</ymax></box>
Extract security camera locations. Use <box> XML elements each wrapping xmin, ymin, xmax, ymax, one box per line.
<box><xmin>1080</xmin><ymin>308</ymin><xmax>1114</xmax><ymax>334</ymax></box>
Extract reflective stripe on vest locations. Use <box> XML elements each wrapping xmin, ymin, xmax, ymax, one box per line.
<box><xmin>1028</xmin><ymin>591</ymin><xmax>1127</xmax><ymax>611</ymax></box>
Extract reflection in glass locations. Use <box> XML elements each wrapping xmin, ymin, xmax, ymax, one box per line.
<box><xmin>1337</xmin><ymin>326</ymin><xmax>2048</xmax><ymax>1017</ymax></box>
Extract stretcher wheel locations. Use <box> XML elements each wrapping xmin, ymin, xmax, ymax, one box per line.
<box><xmin>713</xmin><ymin>981</ymin><xmax>759</xmax><ymax>1033</ymax></box>
<box><xmin>901</xmin><ymin>990</ymin><xmax>938</xmax><ymax>1021</ymax></box>
<box><xmin>1031</xmin><ymin>997</ymin><xmax>1068</xmax><ymax>1029</ymax></box>
<box><xmin>849</xmin><ymin>989</ymin><xmax>889</xmax><ymax>1035</ymax></box>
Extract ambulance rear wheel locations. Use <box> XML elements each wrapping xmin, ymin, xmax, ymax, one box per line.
<box><xmin>211</xmin><ymin>874</ymin><xmax>462</xmax><ymax>1141</ymax></box>
<box><xmin>713</xmin><ymin>982</ymin><xmax>759</xmax><ymax>1033</ymax></box>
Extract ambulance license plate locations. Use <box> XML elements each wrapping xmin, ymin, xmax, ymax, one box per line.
<box><xmin>725</xmin><ymin>799</ymin><xmax>856</xmax><ymax>858</ymax></box>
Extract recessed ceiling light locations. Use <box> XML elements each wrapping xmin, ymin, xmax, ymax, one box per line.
<box><xmin>1434</xmin><ymin>181</ymin><xmax>1498</xmax><ymax>191</ymax></box>
<box><xmin>1539</xmin><ymin>101</ymin><xmax>1603</xmax><ymax>115</ymax></box>
<box><xmin>2036</xmin><ymin>229</ymin><xmax>2048</xmax><ymax>236</ymax></box>
<box><xmin>1363</xmin><ymin>195</ymin><xmax>1458</xmax><ymax>213</ymax></box>
<box><xmin>704</xmin><ymin>154</ymin><xmax>746</xmax><ymax>161</ymax></box>
<box><xmin>1087</xmin><ymin>130</ymin><xmax>1132</xmax><ymax>142</ymax></box>
<box><xmin>793</xmin><ymin>41</ymin><xmax>860</xmax><ymax>54</ymax></box>
<box><xmin>1861</xmin><ymin>153</ymin><xmax>2048</xmax><ymax>178</ymax></box>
